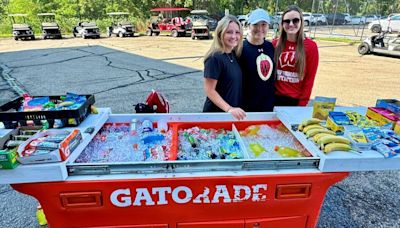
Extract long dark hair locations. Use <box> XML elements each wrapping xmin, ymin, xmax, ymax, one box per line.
<box><xmin>274</xmin><ymin>5</ymin><xmax>306</xmax><ymax>80</ymax></box>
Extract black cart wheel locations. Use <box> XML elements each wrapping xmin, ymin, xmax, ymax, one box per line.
<box><xmin>371</xmin><ymin>25</ymin><xmax>381</xmax><ymax>33</ymax></box>
<box><xmin>358</xmin><ymin>43</ymin><xmax>370</xmax><ymax>55</ymax></box>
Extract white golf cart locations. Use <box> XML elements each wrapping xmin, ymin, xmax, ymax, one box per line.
<box><xmin>107</xmin><ymin>12</ymin><xmax>136</xmax><ymax>37</ymax></box>
<box><xmin>72</xmin><ymin>21</ymin><xmax>100</xmax><ymax>39</ymax></box>
<box><xmin>358</xmin><ymin>30</ymin><xmax>400</xmax><ymax>57</ymax></box>
<box><xmin>9</xmin><ymin>14</ymin><xmax>35</xmax><ymax>41</ymax></box>
<box><xmin>37</xmin><ymin>13</ymin><xmax>62</xmax><ymax>39</ymax></box>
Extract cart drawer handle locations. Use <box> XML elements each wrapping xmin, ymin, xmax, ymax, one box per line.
<box><xmin>276</xmin><ymin>184</ymin><xmax>311</xmax><ymax>199</ymax></box>
<box><xmin>60</xmin><ymin>191</ymin><xmax>102</xmax><ymax>208</ymax></box>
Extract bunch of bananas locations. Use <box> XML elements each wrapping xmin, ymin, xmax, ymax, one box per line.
<box><xmin>299</xmin><ymin>118</ymin><xmax>352</xmax><ymax>153</ymax></box>
<box><xmin>346</xmin><ymin>111</ymin><xmax>377</xmax><ymax>128</ymax></box>
<box><xmin>317</xmin><ymin>135</ymin><xmax>352</xmax><ymax>153</ymax></box>
<box><xmin>299</xmin><ymin>118</ymin><xmax>335</xmax><ymax>138</ymax></box>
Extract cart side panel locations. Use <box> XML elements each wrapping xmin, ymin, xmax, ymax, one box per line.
<box><xmin>12</xmin><ymin>172</ymin><xmax>348</xmax><ymax>228</ymax></box>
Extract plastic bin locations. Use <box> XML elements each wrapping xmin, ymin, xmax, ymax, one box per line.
<box><xmin>0</xmin><ymin>94</ymin><xmax>95</xmax><ymax>129</ymax></box>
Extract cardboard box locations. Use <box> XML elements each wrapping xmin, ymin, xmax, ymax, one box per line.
<box><xmin>376</xmin><ymin>99</ymin><xmax>400</xmax><ymax>115</ymax></box>
<box><xmin>366</xmin><ymin>107</ymin><xmax>399</xmax><ymax>127</ymax></box>
<box><xmin>17</xmin><ymin>129</ymin><xmax>82</xmax><ymax>164</ymax></box>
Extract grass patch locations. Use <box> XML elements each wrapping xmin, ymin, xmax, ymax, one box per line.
<box><xmin>315</xmin><ymin>37</ymin><xmax>362</xmax><ymax>45</ymax></box>
<box><xmin>0</xmin><ymin>34</ymin><xmax>12</xmax><ymax>38</ymax></box>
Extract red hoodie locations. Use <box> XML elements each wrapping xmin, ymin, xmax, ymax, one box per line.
<box><xmin>272</xmin><ymin>38</ymin><xmax>319</xmax><ymax>106</ymax></box>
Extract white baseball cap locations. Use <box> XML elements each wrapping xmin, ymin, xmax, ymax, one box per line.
<box><xmin>248</xmin><ymin>8</ymin><xmax>270</xmax><ymax>25</ymax></box>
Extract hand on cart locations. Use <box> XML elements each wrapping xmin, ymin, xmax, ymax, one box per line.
<box><xmin>228</xmin><ymin>107</ymin><xmax>246</xmax><ymax>120</ymax></box>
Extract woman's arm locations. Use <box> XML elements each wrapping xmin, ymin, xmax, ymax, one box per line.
<box><xmin>204</xmin><ymin>78</ymin><xmax>246</xmax><ymax>120</ymax></box>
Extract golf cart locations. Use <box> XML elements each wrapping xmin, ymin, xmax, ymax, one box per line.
<box><xmin>189</xmin><ymin>10</ymin><xmax>213</xmax><ymax>40</ymax></box>
<box><xmin>9</xmin><ymin>14</ymin><xmax>35</xmax><ymax>41</ymax></box>
<box><xmin>107</xmin><ymin>12</ymin><xmax>135</xmax><ymax>37</ymax></box>
<box><xmin>73</xmin><ymin>21</ymin><xmax>100</xmax><ymax>39</ymax></box>
<box><xmin>146</xmin><ymin>7</ymin><xmax>191</xmax><ymax>37</ymax></box>
<box><xmin>37</xmin><ymin>13</ymin><xmax>62</xmax><ymax>39</ymax></box>
<box><xmin>358</xmin><ymin>30</ymin><xmax>400</xmax><ymax>57</ymax></box>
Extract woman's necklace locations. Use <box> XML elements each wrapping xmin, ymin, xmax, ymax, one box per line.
<box><xmin>225</xmin><ymin>53</ymin><xmax>234</xmax><ymax>63</ymax></box>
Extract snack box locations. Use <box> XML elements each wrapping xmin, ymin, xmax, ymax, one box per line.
<box><xmin>366</xmin><ymin>107</ymin><xmax>399</xmax><ymax>127</ymax></box>
<box><xmin>0</xmin><ymin>148</ymin><xmax>19</xmax><ymax>169</ymax></box>
<box><xmin>17</xmin><ymin>129</ymin><xmax>82</xmax><ymax>164</ymax></box>
<box><xmin>326</xmin><ymin>111</ymin><xmax>351</xmax><ymax>134</ymax></box>
<box><xmin>0</xmin><ymin>126</ymin><xmax>42</xmax><ymax>149</ymax></box>
<box><xmin>376</xmin><ymin>99</ymin><xmax>400</xmax><ymax>115</ymax></box>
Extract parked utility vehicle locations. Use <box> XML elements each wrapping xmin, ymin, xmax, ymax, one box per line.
<box><xmin>358</xmin><ymin>31</ymin><xmax>400</xmax><ymax>57</ymax></box>
<box><xmin>107</xmin><ymin>12</ymin><xmax>135</xmax><ymax>37</ymax></box>
<box><xmin>146</xmin><ymin>7</ymin><xmax>191</xmax><ymax>37</ymax></box>
<box><xmin>73</xmin><ymin>21</ymin><xmax>100</xmax><ymax>39</ymax></box>
<box><xmin>37</xmin><ymin>13</ymin><xmax>62</xmax><ymax>39</ymax></box>
<box><xmin>9</xmin><ymin>14</ymin><xmax>35</xmax><ymax>41</ymax></box>
<box><xmin>190</xmin><ymin>10</ymin><xmax>212</xmax><ymax>40</ymax></box>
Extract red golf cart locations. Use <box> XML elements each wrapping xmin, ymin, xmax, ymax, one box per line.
<box><xmin>146</xmin><ymin>7</ymin><xmax>191</xmax><ymax>37</ymax></box>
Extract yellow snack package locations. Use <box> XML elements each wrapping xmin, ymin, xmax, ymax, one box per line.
<box><xmin>312</xmin><ymin>96</ymin><xmax>336</xmax><ymax>120</ymax></box>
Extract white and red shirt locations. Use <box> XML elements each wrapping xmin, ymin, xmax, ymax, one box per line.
<box><xmin>272</xmin><ymin>38</ymin><xmax>319</xmax><ymax>106</ymax></box>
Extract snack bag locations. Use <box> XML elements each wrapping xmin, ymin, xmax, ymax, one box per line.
<box><xmin>312</xmin><ymin>96</ymin><xmax>336</xmax><ymax>120</ymax></box>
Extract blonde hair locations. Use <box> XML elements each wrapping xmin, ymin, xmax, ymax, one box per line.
<box><xmin>274</xmin><ymin>5</ymin><xmax>306</xmax><ymax>80</ymax></box>
<box><xmin>204</xmin><ymin>15</ymin><xmax>243</xmax><ymax>62</ymax></box>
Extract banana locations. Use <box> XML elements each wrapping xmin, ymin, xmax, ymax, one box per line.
<box><xmin>298</xmin><ymin>124</ymin><xmax>304</xmax><ymax>131</ymax></box>
<box><xmin>317</xmin><ymin>135</ymin><xmax>351</xmax><ymax>146</ymax></box>
<box><xmin>301</xmin><ymin>118</ymin><xmax>321</xmax><ymax>127</ymax></box>
<box><xmin>324</xmin><ymin>143</ymin><xmax>352</xmax><ymax>153</ymax></box>
<box><xmin>313</xmin><ymin>133</ymin><xmax>332</xmax><ymax>143</ymax></box>
<box><xmin>306</xmin><ymin>128</ymin><xmax>335</xmax><ymax>138</ymax></box>
<box><xmin>302</xmin><ymin>124</ymin><xmax>324</xmax><ymax>133</ymax></box>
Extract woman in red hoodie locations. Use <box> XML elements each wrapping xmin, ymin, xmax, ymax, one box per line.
<box><xmin>272</xmin><ymin>5</ymin><xmax>319</xmax><ymax>106</ymax></box>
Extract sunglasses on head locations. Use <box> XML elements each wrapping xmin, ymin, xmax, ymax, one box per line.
<box><xmin>283</xmin><ymin>18</ymin><xmax>300</xmax><ymax>24</ymax></box>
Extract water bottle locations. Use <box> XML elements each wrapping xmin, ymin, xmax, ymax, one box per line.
<box><xmin>129</xmin><ymin>119</ymin><xmax>139</xmax><ymax>150</ymax></box>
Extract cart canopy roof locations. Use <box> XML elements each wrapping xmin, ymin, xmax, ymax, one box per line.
<box><xmin>107</xmin><ymin>12</ymin><xmax>130</xmax><ymax>16</ymax></box>
<box><xmin>190</xmin><ymin>10</ymin><xmax>209</xmax><ymax>15</ymax></box>
<box><xmin>8</xmin><ymin>14</ymin><xmax>28</xmax><ymax>17</ymax></box>
<box><xmin>81</xmin><ymin>22</ymin><xmax>97</xmax><ymax>27</ymax></box>
<box><xmin>119</xmin><ymin>21</ymin><xmax>132</xmax><ymax>26</ymax></box>
<box><xmin>150</xmin><ymin>8</ymin><xmax>190</xmax><ymax>12</ymax></box>
<box><xmin>38</xmin><ymin>13</ymin><xmax>55</xmax><ymax>16</ymax></box>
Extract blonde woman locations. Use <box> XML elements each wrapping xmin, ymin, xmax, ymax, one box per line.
<box><xmin>203</xmin><ymin>15</ymin><xmax>246</xmax><ymax>120</ymax></box>
<box><xmin>273</xmin><ymin>5</ymin><xmax>319</xmax><ymax>106</ymax></box>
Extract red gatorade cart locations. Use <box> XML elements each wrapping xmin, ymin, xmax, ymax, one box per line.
<box><xmin>3</xmin><ymin>107</ymin><xmax>400</xmax><ymax>227</ymax></box>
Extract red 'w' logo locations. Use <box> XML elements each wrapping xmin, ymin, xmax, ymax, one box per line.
<box><xmin>279</xmin><ymin>51</ymin><xmax>296</xmax><ymax>68</ymax></box>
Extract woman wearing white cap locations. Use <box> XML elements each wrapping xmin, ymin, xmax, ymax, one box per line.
<box><xmin>273</xmin><ymin>5</ymin><xmax>319</xmax><ymax>106</ymax></box>
<box><xmin>203</xmin><ymin>15</ymin><xmax>247</xmax><ymax>120</ymax></box>
<box><xmin>240</xmin><ymin>8</ymin><xmax>276</xmax><ymax>112</ymax></box>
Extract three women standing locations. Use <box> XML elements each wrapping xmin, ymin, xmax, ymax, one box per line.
<box><xmin>203</xmin><ymin>5</ymin><xmax>319</xmax><ymax>118</ymax></box>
